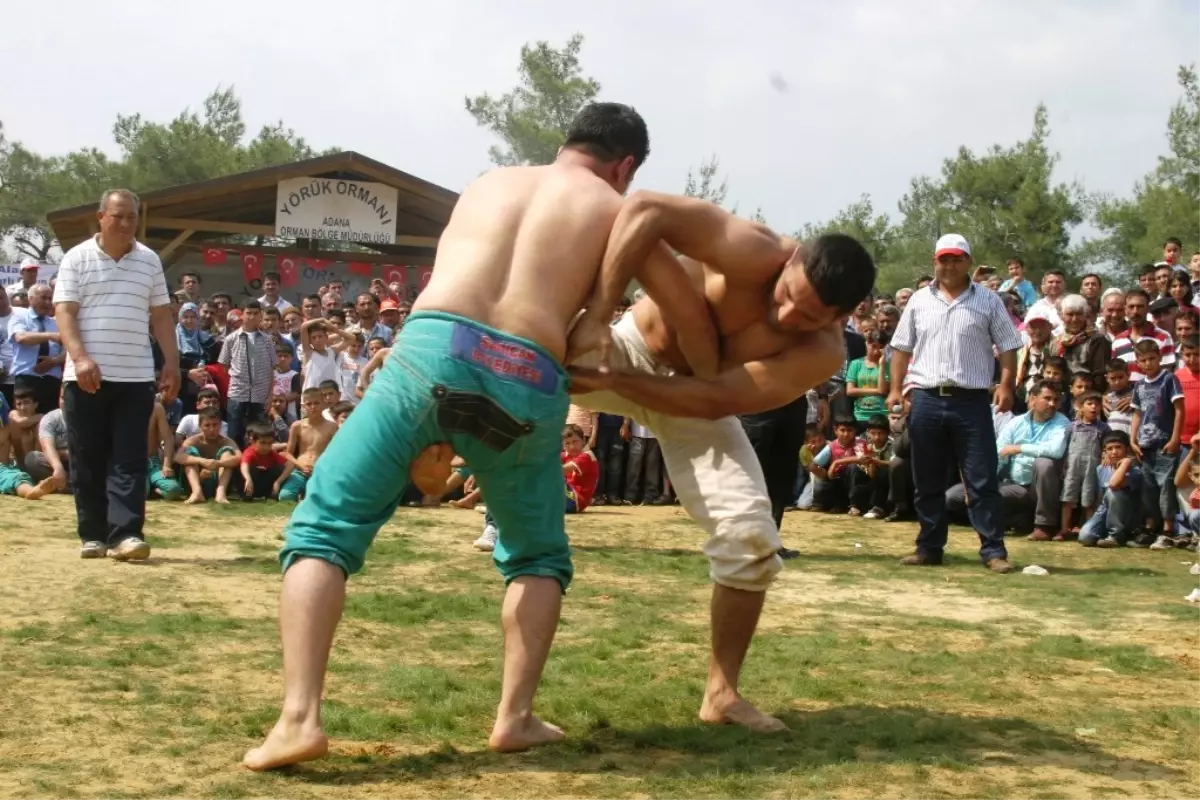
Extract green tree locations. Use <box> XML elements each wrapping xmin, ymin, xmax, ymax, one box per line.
<box><xmin>796</xmin><ymin>195</ymin><xmax>912</xmax><ymax>290</ymax></box>
<box><xmin>465</xmin><ymin>34</ymin><xmax>601</xmax><ymax>167</ymax></box>
<box><xmin>1077</xmin><ymin>65</ymin><xmax>1199</xmax><ymax>275</ymax></box>
<box><xmin>683</xmin><ymin>154</ymin><xmax>729</xmax><ymax>205</ymax></box>
<box><xmin>0</xmin><ymin>87</ymin><xmax>329</xmax><ymax>261</ymax></box>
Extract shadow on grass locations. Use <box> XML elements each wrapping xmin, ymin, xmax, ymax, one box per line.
<box><xmin>287</xmin><ymin>704</ymin><xmax>1181</xmax><ymax>786</ymax></box>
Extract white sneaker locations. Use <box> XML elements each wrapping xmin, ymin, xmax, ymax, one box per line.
<box><xmin>863</xmin><ymin>509</ymin><xmax>880</xmax><ymax>520</ymax></box>
<box><xmin>108</xmin><ymin>537</ymin><xmax>151</xmax><ymax>561</ymax></box>
<box><xmin>80</xmin><ymin>540</ymin><xmax>107</xmax><ymax>559</ymax></box>
<box><xmin>1149</xmin><ymin>535</ymin><xmax>1174</xmax><ymax>550</ymax></box>
<box><xmin>1185</xmin><ymin>588</ymin><xmax>1200</xmax><ymax>604</ymax></box>
<box><xmin>473</xmin><ymin>524</ymin><xmax>498</xmax><ymax>552</ymax></box>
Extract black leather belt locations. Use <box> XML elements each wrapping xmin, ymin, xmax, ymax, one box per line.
<box><xmin>915</xmin><ymin>386</ymin><xmax>990</xmax><ymax>398</ymax></box>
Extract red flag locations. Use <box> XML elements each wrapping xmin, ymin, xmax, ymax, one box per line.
<box><xmin>304</xmin><ymin>258</ymin><xmax>331</xmax><ymax>270</ymax></box>
<box><xmin>347</xmin><ymin>261</ymin><xmax>373</xmax><ymax>277</ymax></box>
<box><xmin>278</xmin><ymin>256</ymin><xmax>300</xmax><ymax>287</ymax></box>
<box><xmin>202</xmin><ymin>247</ymin><xmax>227</xmax><ymax>265</ymax></box>
<box><xmin>382</xmin><ymin>265</ymin><xmax>406</xmax><ymax>287</ymax></box>
<box><xmin>416</xmin><ymin>266</ymin><xmax>434</xmax><ymax>291</ymax></box>
<box><xmin>241</xmin><ymin>252</ymin><xmax>263</xmax><ymax>283</ymax></box>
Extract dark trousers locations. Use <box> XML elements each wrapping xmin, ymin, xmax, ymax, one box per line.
<box><xmin>740</xmin><ymin>395</ymin><xmax>808</xmax><ymax>528</ymax></box>
<box><xmin>593</xmin><ymin>424</ymin><xmax>627</xmax><ymax>501</ymax></box>
<box><xmin>226</xmin><ymin>399</ymin><xmax>265</xmax><ymax>447</ymax></box>
<box><xmin>850</xmin><ymin>464</ymin><xmax>890</xmax><ymax>511</ymax></box>
<box><xmin>244</xmin><ymin>464</ymin><xmax>283</xmax><ymax>500</ymax></box>
<box><xmin>15</xmin><ymin>373</ymin><xmax>62</xmax><ymax>415</ymax></box>
<box><xmin>63</xmin><ymin>381</ymin><xmax>155</xmax><ymax>545</ymax></box>
<box><xmin>907</xmin><ymin>389</ymin><xmax>1007</xmax><ymax>563</ymax></box>
<box><xmin>889</xmin><ymin>430</ymin><xmax>914</xmax><ymax>513</ymax></box>
<box><xmin>626</xmin><ymin>436</ymin><xmax>663</xmax><ymax>503</ymax></box>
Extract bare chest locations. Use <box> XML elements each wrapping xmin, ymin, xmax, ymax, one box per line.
<box><xmin>702</xmin><ymin>269</ymin><xmax>798</xmax><ymax>366</ymax></box>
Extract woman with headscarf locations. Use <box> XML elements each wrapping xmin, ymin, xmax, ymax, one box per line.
<box><xmin>175</xmin><ymin>303</ymin><xmax>214</xmax><ymax>415</ymax></box>
<box><xmin>1056</xmin><ymin>294</ymin><xmax>1111</xmax><ymax>391</ymax></box>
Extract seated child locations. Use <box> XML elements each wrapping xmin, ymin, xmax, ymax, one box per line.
<box><xmin>318</xmin><ymin>380</ymin><xmax>340</xmax><ymax>422</ymax></box>
<box><xmin>1174</xmin><ymin>433</ymin><xmax>1200</xmax><ymax>542</ymax></box>
<box><xmin>7</xmin><ymin>386</ymin><xmax>43</xmax><ymax>465</ymax></box>
<box><xmin>792</xmin><ymin>424</ymin><xmax>827</xmax><ymax>511</ymax></box>
<box><xmin>0</xmin><ymin>418</ymin><xmax>55</xmax><ymax>500</ymax></box>
<box><xmin>174</xmin><ymin>408</ymin><xmax>241</xmax><ymax>504</ymax></box>
<box><xmin>1103</xmin><ymin>359</ymin><xmax>1134</xmax><ymax>435</ymax></box>
<box><xmin>561</xmin><ymin>424</ymin><xmax>599</xmax><ymax>513</ymax></box>
<box><xmin>858</xmin><ymin>414</ymin><xmax>894</xmax><ymax>519</ymax></box>
<box><xmin>1059</xmin><ymin>390</ymin><xmax>1109</xmax><ymax>539</ymax></box>
<box><xmin>330</xmin><ymin>401</ymin><xmax>354</xmax><ymax>428</ymax></box>
<box><xmin>811</xmin><ymin>418</ymin><xmax>867</xmax><ymax>513</ymax></box>
<box><xmin>147</xmin><ymin>393</ymin><xmax>185</xmax><ymax>500</ymax></box>
<box><xmin>1079</xmin><ymin>431</ymin><xmax>1143</xmax><ymax>547</ymax></box>
<box><xmin>240</xmin><ymin>423</ymin><xmax>303</xmax><ymax>501</ymax></box>
<box><xmin>266</xmin><ymin>393</ymin><xmax>294</xmax><ymax>447</ymax></box>
<box><xmin>281</xmin><ymin>387</ymin><xmax>339</xmax><ymax>502</ymax></box>
<box><xmin>175</xmin><ymin>388</ymin><xmax>228</xmax><ymax>447</ymax></box>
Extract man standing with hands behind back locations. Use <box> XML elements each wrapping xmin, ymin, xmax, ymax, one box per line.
<box><xmin>53</xmin><ymin>189</ymin><xmax>179</xmax><ymax>561</ymax></box>
<box><xmin>887</xmin><ymin>234</ymin><xmax>1023</xmax><ymax>573</ymax></box>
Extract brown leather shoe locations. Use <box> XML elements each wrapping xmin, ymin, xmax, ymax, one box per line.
<box><xmin>1027</xmin><ymin>529</ymin><xmax>1054</xmax><ymax>542</ymax></box>
<box><xmin>900</xmin><ymin>552</ymin><xmax>943</xmax><ymax>566</ymax></box>
<box><xmin>986</xmin><ymin>558</ymin><xmax>1015</xmax><ymax>574</ymax></box>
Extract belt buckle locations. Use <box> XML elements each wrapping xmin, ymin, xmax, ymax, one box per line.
<box><xmin>937</xmin><ymin>385</ymin><xmax>953</xmax><ymax>397</ymax></box>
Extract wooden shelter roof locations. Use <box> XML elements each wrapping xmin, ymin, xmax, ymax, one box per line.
<box><xmin>46</xmin><ymin>151</ymin><xmax>458</xmax><ymax>266</ymax></box>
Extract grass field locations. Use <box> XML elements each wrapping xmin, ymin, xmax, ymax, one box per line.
<box><xmin>1</xmin><ymin>496</ymin><xmax>1197</xmax><ymax>799</ymax></box>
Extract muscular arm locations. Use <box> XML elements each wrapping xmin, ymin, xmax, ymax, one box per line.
<box><xmin>579</xmin><ymin>325</ymin><xmax>844</xmax><ymax>420</ymax></box>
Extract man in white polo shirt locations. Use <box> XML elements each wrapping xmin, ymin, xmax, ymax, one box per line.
<box><xmin>53</xmin><ymin>188</ymin><xmax>180</xmax><ymax>561</ymax></box>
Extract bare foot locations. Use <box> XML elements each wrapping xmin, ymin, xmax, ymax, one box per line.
<box><xmin>243</xmin><ymin>718</ymin><xmax>328</xmax><ymax>771</ymax></box>
<box><xmin>27</xmin><ymin>478</ymin><xmax>56</xmax><ymax>499</ymax></box>
<box><xmin>215</xmin><ymin>492</ymin><xmax>230</xmax><ymax>504</ymax></box>
<box><xmin>488</xmin><ymin>714</ymin><xmax>565</xmax><ymax>752</ymax></box>
<box><xmin>185</xmin><ymin>493</ymin><xmax>205</xmax><ymax>505</ymax></box>
<box><xmin>699</xmin><ymin>695</ymin><xmax>787</xmax><ymax>733</ymax></box>
<box><xmin>450</xmin><ymin>498</ymin><xmax>477</xmax><ymax>510</ymax></box>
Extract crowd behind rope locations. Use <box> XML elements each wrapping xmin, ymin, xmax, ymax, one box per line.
<box><xmin>0</xmin><ymin>268</ymin><xmax>627</xmax><ymax>526</ymax></box>
<box><xmin>789</xmin><ymin>239</ymin><xmax>1200</xmax><ymax>556</ymax></box>
<box><xmin>1</xmin><ymin>239</ymin><xmax>1198</xmax><ymax>558</ymax></box>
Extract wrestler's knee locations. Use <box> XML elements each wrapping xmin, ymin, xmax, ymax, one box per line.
<box><xmin>703</xmin><ymin>515</ymin><xmax>782</xmax><ymax>592</ymax></box>
<box><xmin>494</xmin><ymin>547</ymin><xmax>575</xmax><ymax>594</ymax></box>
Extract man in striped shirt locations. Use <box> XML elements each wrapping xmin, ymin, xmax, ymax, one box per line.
<box><xmin>887</xmin><ymin>234</ymin><xmax>1023</xmax><ymax>574</ymax></box>
<box><xmin>219</xmin><ymin>299</ymin><xmax>277</xmax><ymax>446</ymax></box>
<box><xmin>1111</xmin><ymin>289</ymin><xmax>1175</xmax><ymax>380</ymax></box>
<box><xmin>53</xmin><ymin>188</ymin><xmax>180</xmax><ymax>561</ymax></box>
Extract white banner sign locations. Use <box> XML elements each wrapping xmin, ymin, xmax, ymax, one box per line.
<box><xmin>0</xmin><ymin>263</ymin><xmax>58</xmax><ymax>287</ymax></box>
<box><xmin>276</xmin><ymin>177</ymin><xmax>399</xmax><ymax>245</ymax></box>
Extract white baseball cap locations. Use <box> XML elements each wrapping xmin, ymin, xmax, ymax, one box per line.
<box><xmin>19</xmin><ymin>258</ymin><xmax>38</xmax><ymax>272</ymax></box>
<box><xmin>934</xmin><ymin>234</ymin><xmax>971</xmax><ymax>258</ymax></box>
<box><xmin>1024</xmin><ymin>307</ymin><xmax>1054</xmax><ymax>326</ymax></box>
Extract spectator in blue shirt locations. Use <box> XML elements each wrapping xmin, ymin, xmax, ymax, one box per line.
<box><xmin>1079</xmin><ymin>431</ymin><xmax>1143</xmax><ymax>547</ymax></box>
<box><xmin>999</xmin><ymin>257</ymin><xmax>1039</xmax><ymax>309</ymax></box>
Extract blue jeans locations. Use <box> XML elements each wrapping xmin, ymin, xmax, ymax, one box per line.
<box><xmin>1079</xmin><ymin>489</ymin><xmax>1141</xmax><ymax>544</ymax></box>
<box><xmin>225</xmin><ymin>399</ymin><xmax>264</xmax><ymax>448</ymax></box>
<box><xmin>907</xmin><ymin>389</ymin><xmax>1007</xmax><ymax>563</ymax></box>
<box><xmin>1139</xmin><ymin>446</ymin><xmax>1179</xmax><ymax>529</ymax></box>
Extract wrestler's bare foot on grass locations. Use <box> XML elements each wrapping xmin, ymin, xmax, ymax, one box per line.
<box><xmin>699</xmin><ymin>692</ymin><xmax>787</xmax><ymax>733</ymax></box>
<box><xmin>450</xmin><ymin>497</ymin><xmax>478</xmax><ymax>509</ymax></box>
<box><xmin>488</xmin><ymin>713</ymin><xmax>565</xmax><ymax>752</ymax></box>
<box><xmin>185</xmin><ymin>493</ymin><xmax>204</xmax><ymax>505</ymax></box>
<box><xmin>215</xmin><ymin>490</ymin><xmax>230</xmax><ymax>504</ymax></box>
<box><xmin>243</xmin><ymin>718</ymin><xmax>328</xmax><ymax>771</ymax></box>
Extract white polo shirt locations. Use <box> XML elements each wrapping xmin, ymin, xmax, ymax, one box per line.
<box><xmin>53</xmin><ymin>236</ymin><xmax>170</xmax><ymax>383</ymax></box>
<box><xmin>258</xmin><ymin>294</ymin><xmax>294</xmax><ymax>311</ymax></box>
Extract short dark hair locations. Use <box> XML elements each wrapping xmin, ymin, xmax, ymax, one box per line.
<box><xmin>1125</xmin><ymin>288</ymin><xmax>1150</xmax><ymax>304</ymax></box>
<box><xmin>242</xmin><ymin>299</ymin><xmax>262</xmax><ymax>312</ymax></box>
<box><xmin>1030</xmin><ymin>379</ymin><xmax>1060</xmax><ymax>397</ymax></box>
<box><xmin>263</xmin><ymin>306</ymin><xmax>281</xmax><ymax>318</ymax></box>
<box><xmin>211</xmin><ymin>292</ymin><xmax>232</xmax><ymax>304</ymax></box>
<box><xmin>803</xmin><ymin>234</ymin><xmax>877</xmax><ymax>315</ymax></box>
<box><xmin>865</xmin><ymin>329</ymin><xmax>886</xmax><ymax>345</ymax></box>
<box><xmin>1081</xmin><ymin>272</ymin><xmax>1102</xmax><ymax>285</ymax></box>
<box><xmin>198</xmin><ymin>407</ymin><xmax>222</xmax><ymax>422</ymax></box>
<box><xmin>331</xmin><ymin>401</ymin><xmax>354</xmax><ymax>418</ymax></box>
<box><xmin>1104</xmin><ymin>359</ymin><xmax>1129</xmax><ymax>374</ymax></box>
<box><xmin>563</xmin><ymin>102</ymin><xmax>650</xmax><ymax>169</ymax></box>
<box><xmin>1132</xmin><ymin>338</ymin><xmax>1161</xmax><ymax>356</ymax></box>
<box><xmin>562</xmin><ymin>424</ymin><xmax>585</xmax><ymax>440</ymax></box>
<box><xmin>304</xmin><ymin>294</ymin><xmax>322</xmax><ymax>304</ymax></box>
<box><xmin>916</xmin><ymin>274</ymin><xmax>934</xmax><ymax>285</ymax></box>
<box><xmin>301</xmin><ymin>387</ymin><xmax>323</xmax><ymax>401</ymax></box>
<box><xmin>367</xmin><ymin>336</ymin><xmax>388</xmax><ymax>348</ymax></box>
<box><xmin>865</xmin><ymin>414</ymin><xmax>889</xmax><ymax>431</ymax></box>
<box><xmin>1139</xmin><ymin>263</ymin><xmax>1157</xmax><ymax>277</ymax></box>
<box><xmin>247</xmin><ymin>422</ymin><xmax>274</xmax><ymax>440</ymax></box>
<box><xmin>1043</xmin><ymin>356</ymin><xmax>1067</xmax><ymax>374</ymax></box>
<box><xmin>13</xmin><ymin>386</ymin><xmax>35</xmax><ymax>402</ymax></box>
<box><xmin>263</xmin><ymin>272</ymin><xmax>280</xmax><ymax>282</ymax></box>
<box><xmin>1006</xmin><ymin>257</ymin><xmax>1025</xmax><ymax>269</ymax></box>
<box><xmin>318</xmin><ymin>380</ymin><xmax>340</xmax><ymax>392</ymax></box>
<box><xmin>1102</xmin><ymin>430</ymin><xmax>1130</xmax><ymax>449</ymax></box>
<box><xmin>1165</xmin><ymin>237</ymin><xmax>1182</xmax><ymax>248</ymax></box>
<box><xmin>1070</xmin><ymin>371</ymin><xmax>1093</xmax><ymax>386</ymax></box>
<box><xmin>1181</xmin><ymin>334</ymin><xmax>1199</xmax><ymax>350</ymax></box>
<box><xmin>833</xmin><ymin>417</ymin><xmax>857</xmax><ymax>430</ymax></box>
<box><xmin>1075</xmin><ymin>390</ymin><xmax>1102</xmax><ymax>406</ymax></box>
<box><xmin>804</xmin><ymin>424</ymin><xmax>823</xmax><ymax>438</ymax></box>
<box><xmin>1044</xmin><ymin>269</ymin><xmax>1065</xmax><ymax>280</ymax></box>
<box><xmin>180</xmin><ymin>272</ymin><xmax>200</xmax><ymax>284</ymax></box>
<box><xmin>326</xmin><ymin>309</ymin><xmax>346</xmax><ymax>323</ymax></box>
<box><xmin>357</xmin><ymin>292</ymin><xmax>379</xmax><ymax>307</ymax></box>
<box><xmin>196</xmin><ymin>388</ymin><xmax>220</xmax><ymax>403</ymax></box>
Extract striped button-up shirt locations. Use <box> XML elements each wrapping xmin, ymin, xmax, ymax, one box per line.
<box><xmin>218</xmin><ymin>328</ymin><xmax>276</xmax><ymax>403</ymax></box>
<box><xmin>891</xmin><ymin>282</ymin><xmax>1023</xmax><ymax>391</ymax></box>
<box><xmin>1111</xmin><ymin>322</ymin><xmax>1175</xmax><ymax>381</ymax></box>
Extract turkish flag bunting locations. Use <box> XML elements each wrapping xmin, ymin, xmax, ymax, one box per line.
<box><xmin>382</xmin><ymin>265</ymin><xmax>406</xmax><ymax>287</ymax></box>
<box><xmin>347</xmin><ymin>261</ymin><xmax>373</xmax><ymax>277</ymax></box>
<box><xmin>241</xmin><ymin>252</ymin><xmax>263</xmax><ymax>283</ymax></box>
<box><xmin>277</xmin><ymin>256</ymin><xmax>300</xmax><ymax>287</ymax></box>
<box><xmin>202</xmin><ymin>247</ymin><xmax>227</xmax><ymax>265</ymax></box>
<box><xmin>304</xmin><ymin>258</ymin><xmax>332</xmax><ymax>270</ymax></box>
<box><xmin>416</xmin><ymin>266</ymin><xmax>434</xmax><ymax>290</ymax></box>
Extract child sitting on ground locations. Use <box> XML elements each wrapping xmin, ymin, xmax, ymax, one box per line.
<box><xmin>1173</xmin><ymin>434</ymin><xmax>1200</xmax><ymax>545</ymax></box>
<box><xmin>1079</xmin><ymin>430</ymin><xmax>1142</xmax><ymax>548</ymax></box>
<box><xmin>1103</xmin><ymin>359</ymin><xmax>1134</xmax><ymax>435</ymax></box>
<box><xmin>281</xmin><ymin>387</ymin><xmax>339</xmax><ymax>502</ymax></box>
<box><xmin>859</xmin><ymin>414</ymin><xmax>894</xmax><ymax>519</ymax></box>
<box><xmin>561</xmin><ymin>424</ymin><xmax>599</xmax><ymax>513</ymax></box>
<box><xmin>175</xmin><ymin>408</ymin><xmax>241</xmax><ymax>504</ymax></box>
<box><xmin>6</xmin><ymin>386</ymin><xmax>43</xmax><ymax>465</ymax></box>
<box><xmin>1059</xmin><ymin>390</ymin><xmax>1108</xmax><ymax>539</ymax></box>
<box><xmin>175</xmin><ymin>388</ymin><xmax>228</xmax><ymax>447</ymax></box>
<box><xmin>792</xmin><ymin>424</ymin><xmax>828</xmax><ymax>511</ymax></box>
<box><xmin>147</xmin><ymin>392</ymin><xmax>185</xmax><ymax>501</ymax></box>
<box><xmin>0</xmin><ymin>418</ymin><xmax>55</xmax><ymax>500</ymax></box>
<box><xmin>812</xmin><ymin>418</ymin><xmax>867</xmax><ymax>514</ymax></box>
<box><xmin>266</xmin><ymin>393</ymin><xmax>294</xmax><ymax>447</ymax></box>
<box><xmin>240</xmin><ymin>423</ymin><xmax>303</xmax><ymax>501</ymax></box>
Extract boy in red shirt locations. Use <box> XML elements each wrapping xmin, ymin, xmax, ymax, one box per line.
<box><xmin>1176</xmin><ymin>335</ymin><xmax>1199</xmax><ymax>451</ymax></box>
<box><xmin>240</xmin><ymin>422</ymin><xmax>302</xmax><ymax>500</ymax></box>
<box><xmin>562</xmin><ymin>424</ymin><xmax>599</xmax><ymax>513</ymax></box>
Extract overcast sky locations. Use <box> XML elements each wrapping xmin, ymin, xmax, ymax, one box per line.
<box><xmin>3</xmin><ymin>0</ymin><xmax>1197</xmax><ymax>236</ymax></box>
